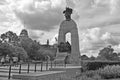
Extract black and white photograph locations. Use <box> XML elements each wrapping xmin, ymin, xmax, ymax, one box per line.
<box><xmin>0</xmin><ymin>0</ymin><xmax>120</xmax><ymax>80</ymax></box>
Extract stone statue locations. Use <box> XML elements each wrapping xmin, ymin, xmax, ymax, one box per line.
<box><xmin>58</xmin><ymin>41</ymin><xmax>71</xmax><ymax>53</ymax></box>
<box><xmin>63</xmin><ymin>7</ymin><xmax>73</xmax><ymax>21</ymax></box>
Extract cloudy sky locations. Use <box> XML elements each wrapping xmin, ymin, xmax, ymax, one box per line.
<box><xmin>0</xmin><ymin>0</ymin><xmax>120</xmax><ymax>57</ymax></box>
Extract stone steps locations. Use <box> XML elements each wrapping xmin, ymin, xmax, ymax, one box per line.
<box><xmin>54</xmin><ymin>52</ymin><xmax>68</xmax><ymax>65</ymax></box>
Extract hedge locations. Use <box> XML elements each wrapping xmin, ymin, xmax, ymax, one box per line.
<box><xmin>77</xmin><ymin>65</ymin><xmax>120</xmax><ymax>79</ymax></box>
<box><xmin>82</xmin><ymin>60</ymin><xmax>120</xmax><ymax>71</ymax></box>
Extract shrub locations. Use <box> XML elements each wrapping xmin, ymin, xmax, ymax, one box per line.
<box><xmin>92</xmin><ymin>74</ymin><xmax>101</xmax><ymax>80</ymax></box>
<box><xmin>97</xmin><ymin>65</ymin><xmax>120</xmax><ymax>79</ymax></box>
<box><xmin>84</xmin><ymin>70</ymin><xmax>97</xmax><ymax>77</ymax></box>
<box><xmin>82</xmin><ymin>60</ymin><xmax>120</xmax><ymax>71</ymax></box>
<box><xmin>78</xmin><ymin>65</ymin><xmax>120</xmax><ymax>79</ymax></box>
<box><xmin>76</xmin><ymin>70</ymin><xmax>99</xmax><ymax>80</ymax></box>
<box><xmin>78</xmin><ymin>75</ymin><xmax>94</xmax><ymax>80</ymax></box>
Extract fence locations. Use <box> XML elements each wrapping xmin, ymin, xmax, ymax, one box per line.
<box><xmin>5</xmin><ymin>61</ymin><xmax>53</xmax><ymax>79</ymax></box>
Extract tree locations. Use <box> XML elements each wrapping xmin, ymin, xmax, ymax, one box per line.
<box><xmin>0</xmin><ymin>31</ymin><xmax>19</xmax><ymax>43</ymax></box>
<box><xmin>6</xmin><ymin>31</ymin><xmax>13</xmax><ymax>42</ymax></box>
<box><xmin>81</xmin><ymin>55</ymin><xmax>89</xmax><ymax>60</ymax></box>
<box><xmin>6</xmin><ymin>31</ymin><xmax>19</xmax><ymax>42</ymax></box>
<box><xmin>36</xmin><ymin>49</ymin><xmax>45</xmax><ymax>60</ymax></box>
<box><xmin>20</xmin><ymin>37</ymin><xmax>42</xmax><ymax>60</ymax></box>
<box><xmin>28</xmin><ymin>41</ymin><xmax>41</xmax><ymax>60</ymax></box>
<box><xmin>37</xmin><ymin>47</ymin><xmax>56</xmax><ymax>61</ymax></box>
<box><xmin>109</xmin><ymin>52</ymin><xmax>119</xmax><ymax>61</ymax></box>
<box><xmin>98</xmin><ymin>45</ymin><xmax>119</xmax><ymax>61</ymax></box>
<box><xmin>89</xmin><ymin>56</ymin><xmax>96</xmax><ymax>60</ymax></box>
<box><xmin>0</xmin><ymin>42</ymin><xmax>14</xmax><ymax>56</ymax></box>
<box><xmin>1</xmin><ymin>33</ymin><xmax>7</xmax><ymax>42</ymax></box>
<box><xmin>12</xmin><ymin>46</ymin><xmax>28</xmax><ymax>61</ymax></box>
<box><xmin>20</xmin><ymin>37</ymin><xmax>33</xmax><ymax>58</ymax></box>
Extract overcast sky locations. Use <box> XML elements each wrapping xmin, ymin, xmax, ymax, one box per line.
<box><xmin>0</xmin><ymin>0</ymin><xmax>120</xmax><ymax>57</ymax></box>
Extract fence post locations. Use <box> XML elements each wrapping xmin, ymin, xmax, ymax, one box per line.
<box><xmin>54</xmin><ymin>61</ymin><xmax>56</xmax><ymax>67</ymax></box>
<box><xmin>27</xmin><ymin>63</ymin><xmax>30</xmax><ymax>73</ymax></box>
<box><xmin>51</xmin><ymin>61</ymin><xmax>52</xmax><ymax>68</ymax></box>
<box><xmin>19</xmin><ymin>64</ymin><xmax>22</xmax><ymax>74</ymax></box>
<box><xmin>8</xmin><ymin>65</ymin><xmax>12</xmax><ymax>79</ymax></box>
<box><xmin>46</xmin><ymin>61</ymin><xmax>48</xmax><ymax>70</ymax></box>
<box><xmin>41</xmin><ymin>62</ymin><xmax>43</xmax><ymax>72</ymax></box>
<box><xmin>34</xmin><ymin>63</ymin><xmax>37</xmax><ymax>72</ymax></box>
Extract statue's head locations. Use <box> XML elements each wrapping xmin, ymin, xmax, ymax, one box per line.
<box><xmin>63</xmin><ymin>7</ymin><xmax>73</xmax><ymax>21</ymax></box>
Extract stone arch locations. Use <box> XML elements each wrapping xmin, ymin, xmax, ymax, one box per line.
<box><xmin>58</xmin><ymin>20</ymin><xmax>80</xmax><ymax>64</ymax></box>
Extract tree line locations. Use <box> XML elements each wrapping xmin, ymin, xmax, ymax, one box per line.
<box><xmin>81</xmin><ymin>45</ymin><xmax>120</xmax><ymax>61</ymax></box>
<box><xmin>0</xmin><ymin>31</ymin><xmax>57</xmax><ymax>62</ymax></box>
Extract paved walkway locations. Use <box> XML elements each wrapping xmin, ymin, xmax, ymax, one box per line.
<box><xmin>0</xmin><ymin>63</ymin><xmax>73</xmax><ymax>80</ymax></box>
<box><xmin>0</xmin><ymin>63</ymin><xmax>53</xmax><ymax>80</ymax></box>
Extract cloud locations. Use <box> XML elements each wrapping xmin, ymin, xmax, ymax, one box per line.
<box><xmin>28</xmin><ymin>29</ymin><xmax>45</xmax><ymax>40</ymax></box>
<box><xmin>79</xmin><ymin>16</ymin><xmax>120</xmax><ymax>29</ymax></box>
<box><xmin>80</xmin><ymin>27</ymin><xmax>119</xmax><ymax>56</ymax></box>
<box><xmin>75</xmin><ymin>0</ymin><xmax>120</xmax><ymax>30</ymax></box>
<box><xmin>101</xmin><ymin>32</ymin><xmax>111</xmax><ymax>40</ymax></box>
<box><xmin>6</xmin><ymin>0</ymin><xmax>80</xmax><ymax>31</ymax></box>
<box><xmin>0</xmin><ymin>0</ymin><xmax>23</xmax><ymax>35</ymax></box>
<box><xmin>50</xmin><ymin>34</ymin><xmax>58</xmax><ymax>45</ymax></box>
<box><xmin>113</xmin><ymin>44</ymin><xmax>120</xmax><ymax>53</ymax></box>
<box><xmin>11</xmin><ymin>0</ymin><xmax>67</xmax><ymax>31</ymax></box>
<box><xmin>0</xmin><ymin>0</ymin><xmax>6</xmax><ymax>5</ymax></box>
<box><xmin>15</xmin><ymin>9</ymin><xmax>63</xmax><ymax>31</ymax></box>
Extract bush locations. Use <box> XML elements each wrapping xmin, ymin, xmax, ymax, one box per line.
<box><xmin>76</xmin><ymin>71</ymin><xmax>101</xmax><ymax>80</ymax></box>
<box><xmin>78</xmin><ymin>75</ymin><xmax>94</xmax><ymax>80</ymax></box>
<box><xmin>83</xmin><ymin>70</ymin><xmax>97</xmax><ymax>77</ymax></box>
<box><xmin>97</xmin><ymin>65</ymin><xmax>120</xmax><ymax>79</ymax></box>
<box><xmin>92</xmin><ymin>74</ymin><xmax>101</xmax><ymax>80</ymax></box>
<box><xmin>82</xmin><ymin>60</ymin><xmax>120</xmax><ymax>71</ymax></box>
<box><xmin>78</xmin><ymin>65</ymin><xmax>120</xmax><ymax>79</ymax></box>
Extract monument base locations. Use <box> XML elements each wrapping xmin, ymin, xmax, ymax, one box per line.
<box><xmin>53</xmin><ymin>52</ymin><xmax>81</xmax><ymax>66</ymax></box>
<box><xmin>49</xmin><ymin>66</ymin><xmax>82</xmax><ymax>79</ymax></box>
<box><xmin>69</xmin><ymin>55</ymin><xmax>81</xmax><ymax>66</ymax></box>
<box><xmin>54</xmin><ymin>52</ymin><xmax>68</xmax><ymax>66</ymax></box>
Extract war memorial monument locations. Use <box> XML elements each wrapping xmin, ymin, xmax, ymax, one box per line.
<box><xmin>12</xmin><ymin>7</ymin><xmax>81</xmax><ymax>80</ymax></box>
<box><xmin>57</xmin><ymin>7</ymin><xmax>81</xmax><ymax>65</ymax></box>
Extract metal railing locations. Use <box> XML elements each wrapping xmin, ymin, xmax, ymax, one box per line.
<box><xmin>5</xmin><ymin>61</ymin><xmax>53</xmax><ymax>79</ymax></box>
<box><xmin>0</xmin><ymin>59</ymin><xmax>67</xmax><ymax>79</ymax></box>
